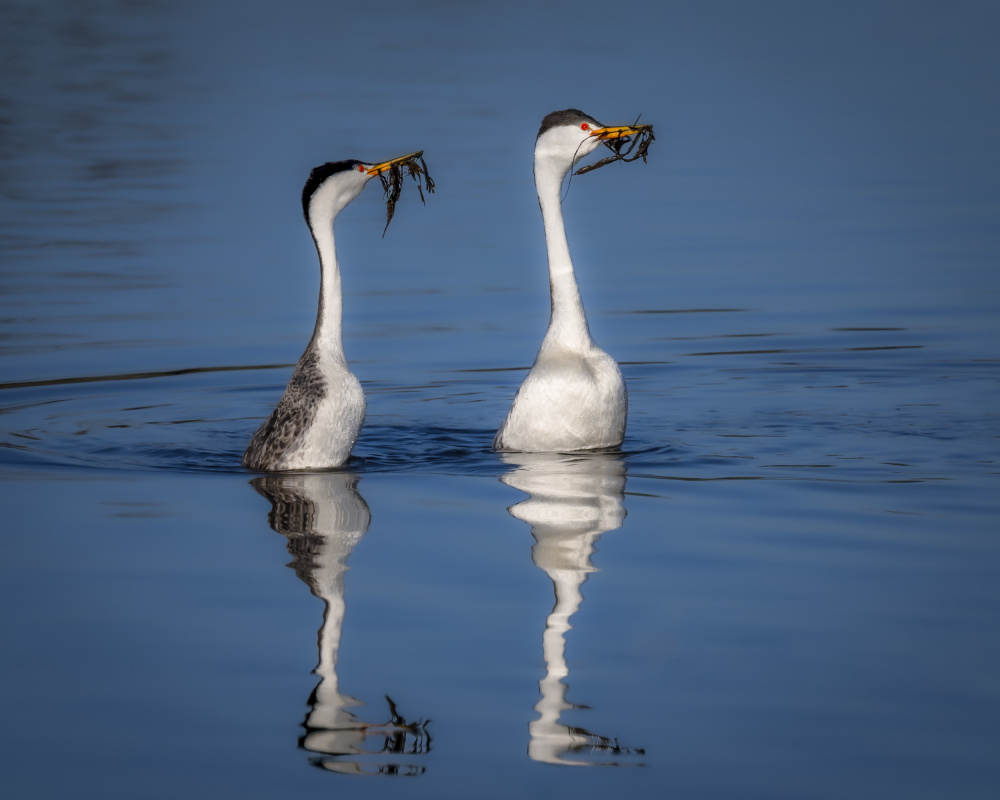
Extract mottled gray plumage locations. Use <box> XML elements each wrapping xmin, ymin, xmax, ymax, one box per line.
<box><xmin>251</xmin><ymin>472</ymin><xmax>371</xmax><ymax>601</ymax></box>
<box><xmin>242</xmin><ymin>151</ymin><xmax>427</xmax><ymax>471</ymax></box>
<box><xmin>242</xmin><ymin>346</ymin><xmax>326</xmax><ymax>471</ymax></box>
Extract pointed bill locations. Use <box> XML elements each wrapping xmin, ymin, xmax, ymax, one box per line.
<box><xmin>367</xmin><ymin>151</ymin><xmax>425</xmax><ymax>176</ymax></box>
<box><xmin>590</xmin><ymin>124</ymin><xmax>653</xmax><ymax>141</ymax></box>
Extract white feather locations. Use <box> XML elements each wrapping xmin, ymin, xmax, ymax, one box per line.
<box><xmin>496</xmin><ymin>114</ymin><xmax>629</xmax><ymax>452</ymax></box>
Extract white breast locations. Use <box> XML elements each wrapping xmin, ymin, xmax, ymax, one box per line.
<box><xmin>280</xmin><ymin>361</ymin><xmax>366</xmax><ymax>470</ymax></box>
<box><xmin>495</xmin><ymin>345</ymin><xmax>626</xmax><ymax>452</ymax></box>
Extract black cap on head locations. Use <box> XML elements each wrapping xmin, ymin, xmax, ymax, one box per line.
<box><xmin>301</xmin><ymin>159</ymin><xmax>363</xmax><ymax>219</ymax></box>
<box><xmin>537</xmin><ymin>109</ymin><xmax>602</xmax><ymax>139</ymax></box>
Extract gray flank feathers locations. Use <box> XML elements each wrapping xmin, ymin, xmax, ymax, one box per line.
<box><xmin>242</xmin><ymin>345</ymin><xmax>326</xmax><ymax>470</ymax></box>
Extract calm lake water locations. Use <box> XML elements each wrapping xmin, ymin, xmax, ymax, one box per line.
<box><xmin>2</xmin><ymin>1</ymin><xmax>999</xmax><ymax>797</ymax></box>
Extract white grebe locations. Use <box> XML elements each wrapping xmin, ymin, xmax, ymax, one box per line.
<box><xmin>244</xmin><ymin>153</ymin><xmax>432</xmax><ymax>471</ymax></box>
<box><xmin>494</xmin><ymin>110</ymin><xmax>653</xmax><ymax>453</ymax></box>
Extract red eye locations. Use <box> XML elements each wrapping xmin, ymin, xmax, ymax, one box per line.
<box><xmin>581</xmin><ymin>123</ymin><xmax>590</xmax><ymax>131</ymax></box>
<box><xmin>358</xmin><ymin>164</ymin><xmax>365</xmax><ymax>172</ymax></box>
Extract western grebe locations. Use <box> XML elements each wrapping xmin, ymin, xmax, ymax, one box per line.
<box><xmin>243</xmin><ymin>152</ymin><xmax>433</xmax><ymax>471</ymax></box>
<box><xmin>494</xmin><ymin>110</ymin><xmax>653</xmax><ymax>453</ymax></box>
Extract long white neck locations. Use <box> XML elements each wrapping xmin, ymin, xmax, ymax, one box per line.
<box><xmin>307</xmin><ymin>201</ymin><xmax>347</xmax><ymax>364</ymax></box>
<box><xmin>535</xmin><ymin>160</ymin><xmax>593</xmax><ymax>352</ymax></box>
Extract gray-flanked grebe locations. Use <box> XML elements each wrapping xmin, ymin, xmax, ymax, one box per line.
<box><xmin>244</xmin><ymin>153</ymin><xmax>433</xmax><ymax>471</ymax></box>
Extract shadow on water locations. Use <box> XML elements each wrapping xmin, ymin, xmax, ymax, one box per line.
<box><xmin>500</xmin><ymin>452</ymin><xmax>645</xmax><ymax>767</ymax></box>
<box><xmin>252</xmin><ymin>472</ymin><xmax>431</xmax><ymax>776</ymax></box>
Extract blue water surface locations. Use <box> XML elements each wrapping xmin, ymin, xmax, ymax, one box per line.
<box><xmin>1</xmin><ymin>1</ymin><xmax>999</xmax><ymax>798</ymax></box>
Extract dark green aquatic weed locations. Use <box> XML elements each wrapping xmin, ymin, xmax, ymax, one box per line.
<box><xmin>379</xmin><ymin>151</ymin><xmax>435</xmax><ymax>236</ymax></box>
<box><xmin>575</xmin><ymin>123</ymin><xmax>655</xmax><ymax>176</ymax></box>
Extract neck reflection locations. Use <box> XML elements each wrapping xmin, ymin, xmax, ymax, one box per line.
<box><xmin>501</xmin><ymin>453</ymin><xmax>644</xmax><ymax>766</ymax></box>
<box><xmin>252</xmin><ymin>472</ymin><xmax>431</xmax><ymax>776</ymax></box>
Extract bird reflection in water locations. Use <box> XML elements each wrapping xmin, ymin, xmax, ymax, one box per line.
<box><xmin>501</xmin><ymin>453</ymin><xmax>645</xmax><ymax>766</ymax></box>
<box><xmin>252</xmin><ymin>473</ymin><xmax>431</xmax><ymax>776</ymax></box>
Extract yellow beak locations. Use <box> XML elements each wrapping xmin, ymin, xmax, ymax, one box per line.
<box><xmin>590</xmin><ymin>124</ymin><xmax>652</xmax><ymax>140</ymax></box>
<box><xmin>367</xmin><ymin>151</ymin><xmax>424</xmax><ymax>176</ymax></box>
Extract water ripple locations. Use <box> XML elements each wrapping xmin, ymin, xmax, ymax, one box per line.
<box><xmin>1</xmin><ymin>342</ymin><xmax>997</xmax><ymax>485</ymax></box>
